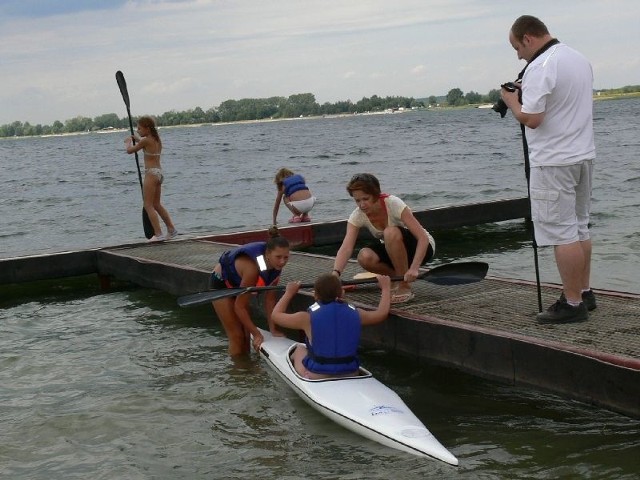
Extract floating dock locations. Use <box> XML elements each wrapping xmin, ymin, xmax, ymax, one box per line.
<box><xmin>2</xmin><ymin>198</ymin><xmax>638</xmax><ymax>418</ymax></box>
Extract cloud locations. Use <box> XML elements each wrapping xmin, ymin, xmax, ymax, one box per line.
<box><xmin>141</xmin><ymin>77</ymin><xmax>199</xmax><ymax>96</ymax></box>
<box><xmin>1</xmin><ymin>0</ymin><xmax>639</xmax><ymax>125</ymax></box>
<box><xmin>0</xmin><ymin>0</ymin><xmax>127</xmax><ymax>18</ymax></box>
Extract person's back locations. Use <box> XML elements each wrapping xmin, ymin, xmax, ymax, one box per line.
<box><xmin>272</xmin><ymin>168</ymin><xmax>316</xmax><ymax>224</ymax></box>
<box><xmin>303</xmin><ymin>300</ymin><xmax>361</xmax><ymax>376</ymax></box>
<box><xmin>271</xmin><ymin>273</ymin><xmax>391</xmax><ymax>379</ymax></box>
<box><xmin>523</xmin><ymin>44</ymin><xmax>595</xmax><ymax>166</ymax></box>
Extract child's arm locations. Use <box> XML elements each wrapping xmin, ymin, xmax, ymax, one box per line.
<box><xmin>272</xmin><ymin>281</ymin><xmax>309</xmax><ymax>330</ymax></box>
<box><xmin>125</xmin><ymin>135</ymin><xmax>146</xmax><ymax>154</ymax></box>
<box><xmin>332</xmin><ymin>222</ymin><xmax>359</xmax><ymax>276</ymax></box>
<box><xmin>264</xmin><ymin>288</ymin><xmax>285</xmax><ymax>336</ymax></box>
<box><xmin>400</xmin><ymin>206</ymin><xmax>429</xmax><ymax>282</ymax></box>
<box><xmin>358</xmin><ymin>275</ymin><xmax>391</xmax><ymax>326</ymax></box>
<box><xmin>272</xmin><ymin>189</ymin><xmax>284</xmax><ymax>225</ymax></box>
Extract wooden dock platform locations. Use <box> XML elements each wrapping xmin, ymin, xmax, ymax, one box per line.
<box><xmin>88</xmin><ymin>238</ymin><xmax>640</xmax><ymax>418</ymax></box>
<box><xmin>2</xmin><ymin>197</ymin><xmax>638</xmax><ymax>418</ymax></box>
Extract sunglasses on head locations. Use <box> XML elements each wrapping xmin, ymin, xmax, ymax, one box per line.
<box><xmin>350</xmin><ymin>173</ymin><xmax>375</xmax><ymax>183</ymax></box>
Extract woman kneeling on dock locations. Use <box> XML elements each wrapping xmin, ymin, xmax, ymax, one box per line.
<box><xmin>332</xmin><ymin>173</ymin><xmax>435</xmax><ymax>303</ymax></box>
<box><xmin>210</xmin><ymin>229</ymin><xmax>290</xmax><ymax>356</ymax></box>
<box><xmin>272</xmin><ymin>273</ymin><xmax>391</xmax><ymax>379</ymax></box>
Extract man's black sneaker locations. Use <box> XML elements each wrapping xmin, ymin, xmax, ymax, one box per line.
<box><xmin>536</xmin><ymin>299</ymin><xmax>589</xmax><ymax>324</ymax></box>
<box><xmin>559</xmin><ymin>290</ymin><xmax>597</xmax><ymax>311</ymax></box>
<box><xmin>581</xmin><ymin>290</ymin><xmax>597</xmax><ymax>311</ymax></box>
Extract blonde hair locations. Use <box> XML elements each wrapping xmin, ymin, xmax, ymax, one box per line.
<box><xmin>274</xmin><ymin>168</ymin><xmax>295</xmax><ymax>189</ymax></box>
<box><xmin>137</xmin><ymin>115</ymin><xmax>161</xmax><ymax>147</ymax></box>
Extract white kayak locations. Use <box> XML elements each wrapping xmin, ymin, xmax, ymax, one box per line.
<box><xmin>257</xmin><ymin>328</ymin><xmax>458</xmax><ymax>465</ymax></box>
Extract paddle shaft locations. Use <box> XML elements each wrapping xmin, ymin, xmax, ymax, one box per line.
<box><xmin>116</xmin><ymin>71</ymin><xmax>145</xmax><ymax>193</ymax></box>
<box><xmin>520</xmin><ymin>123</ymin><xmax>543</xmax><ymax>312</ymax></box>
<box><xmin>177</xmin><ymin>261</ymin><xmax>488</xmax><ymax>307</ymax></box>
<box><xmin>116</xmin><ymin>70</ymin><xmax>154</xmax><ymax>239</ymax></box>
<box><xmin>178</xmin><ymin>276</ymin><xmax>393</xmax><ymax>307</ymax></box>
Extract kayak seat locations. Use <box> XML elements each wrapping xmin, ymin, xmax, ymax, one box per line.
<box><xmin>287</xmin><ymin>344</ymin><xmax>373</xmax><ymax>381</ymax></box>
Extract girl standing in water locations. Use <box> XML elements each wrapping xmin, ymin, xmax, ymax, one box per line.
<box><xmin>125</xmin><ymin>115</ymin><xmax>177</xmax><ymax>242</ymax></box>
<box><xmin>210</xmin><ymin>228</ymin><xmax>290</xmax><ymax>356</ymax></box>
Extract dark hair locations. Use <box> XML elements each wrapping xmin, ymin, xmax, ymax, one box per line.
<box><xmin>266</xmin><ymin>226</ymin><xmax>290</xmax><ymax>250</ymax></box>
<box><xmin>314</xmin><ymin>273</ymin><xmax>343</xmax><ymax>303</ymax></box>
<box><xmin>511</xmin><ymin>15</ymin><xmax>549</xmax><ymax>42</ymax></box>
<box><xmin>346</xmin><ymin>173</ymin><xmax>381</xmax><ymax>197</ymax></box>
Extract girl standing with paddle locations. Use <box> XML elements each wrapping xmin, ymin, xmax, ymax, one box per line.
<box><xmin>209</xmin><ymin>228</ymin><xmax>290</xmax><ymax>356</ymax></box>
<box><xmin>125</xmin><ymin>116</ymin><xmax>177</xmax><ymax>242</ymax></box>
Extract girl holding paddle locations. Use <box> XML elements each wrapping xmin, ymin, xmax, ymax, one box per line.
<box><xmin>125</xmin><ymin>115</ymin><xmax>177</xmax><ymax>242</ymax></box>
<box><xmin>209</xmin><ymin>228</ymin><xmax>290</xmax><ymax>356</ymax></box>
<box><xmin>331</xmin><ymin>173</ymin><xmax>435</xmax><ymax>303</ymax></box>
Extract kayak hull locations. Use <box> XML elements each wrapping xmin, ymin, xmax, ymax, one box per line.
<box><xmin>258</xmin><ymin>329</ymin><xmax>458</xmax><ymax>465</ymax></box>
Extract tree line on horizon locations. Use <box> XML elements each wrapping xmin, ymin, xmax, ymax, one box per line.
<box><xmin>2</xmin><ymin>85</ymin><xmax>638</xmax><ymax>138</ymax></box>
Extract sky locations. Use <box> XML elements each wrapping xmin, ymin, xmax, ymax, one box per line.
<box><xmin>1</xmin><ymin>0</ymin><xmax>638</xmax><ymax>125</ymax></box>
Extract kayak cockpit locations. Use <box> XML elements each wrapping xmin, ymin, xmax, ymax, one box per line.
<box><xmin>286</xmin><ymin>343</ymin><xmax>372</xmax><ymax>382</ymax></box>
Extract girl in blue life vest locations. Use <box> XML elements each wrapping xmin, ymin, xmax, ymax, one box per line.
<box><xmin>271</xmin><ymin>273</ymin><xmax>391</xmax><ymax>379</ymax></box>
<box><xmin>272</xmin><ymin>168</ymin><xmax>317</xmax><ymax>225</ymax></box>
<box><xmin>210</xmin><ymin>228</ymin><xmax>290</xmax><ymax>356</ymax></box>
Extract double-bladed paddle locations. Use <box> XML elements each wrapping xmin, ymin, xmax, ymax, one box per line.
<box><xmin>177</xmin><ymin>261</ymin><xmax>489</xmax><ymax>307</ymax></box>
<box><xmin>115</xmin><ymin>70</ymin><xmax>154</xmax><ymax>239</ymax></box>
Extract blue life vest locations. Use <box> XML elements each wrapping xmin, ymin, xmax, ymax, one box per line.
<box><xmin>303</xmin><ymin>301</ymin><xmax>361</xmax><ymax>375</ymax></box>
<box><xmin>218</xmin><ymin>242</ymin><xmax>281</xmax><ymax>288</ymax></box>
<box><xmin>282</xmin><ymin>174</ymin><xmax>309</xmax><ymax>197</ymax></box>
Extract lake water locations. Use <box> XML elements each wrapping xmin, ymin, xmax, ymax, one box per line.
<box><xmin>2</xmin><ymin>100</ymin><xmax>639</xmax><ymax>293</ymax></box>
<box><xmin>1</xmin><ymin>99</ymin><xmax>639</xmax><ymax>478</ymax></box>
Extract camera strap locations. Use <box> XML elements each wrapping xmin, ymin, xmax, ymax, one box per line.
<box><xmin>517</xmin><ymin>38</ymin><xmax>560</xmax><ymax>182</ymax></box>
<box><xmin>516</xmin><ymin>37</ymin><xmax>559</xmax><ymax>316</ymax></box>
<box><xmin>516</xmin><ymin>38</ymin><xmax>560</xmax><ymax>81</ymax></box>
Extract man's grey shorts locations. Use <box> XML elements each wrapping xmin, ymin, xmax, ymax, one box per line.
<box><xmin>529</xmin><ymin>159</ymin><xmax>593</xmax><ymax>246</ymax></box>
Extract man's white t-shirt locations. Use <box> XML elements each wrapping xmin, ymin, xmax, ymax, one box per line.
<box><xmin>521</xmin><ymin>43</ymin><xmax>596</xmax><ymax>167</ymax></box>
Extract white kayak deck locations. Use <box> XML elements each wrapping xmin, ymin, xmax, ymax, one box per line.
<box><xmin>257</xmin><ymin>328</ymin><xmax>458</xmax><ymax>465</ymax></box>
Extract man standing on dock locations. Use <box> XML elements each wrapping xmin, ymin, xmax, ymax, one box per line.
<box><xmin>501</xmin><ymin>15</ymin><xmax>596</xmax><ymax>323</ymax></box>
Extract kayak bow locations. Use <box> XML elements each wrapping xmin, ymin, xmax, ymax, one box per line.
<box><xmin>258</xmin><ymin>329</ymin><xmax>458</xmax><ymax>465</ymax></box>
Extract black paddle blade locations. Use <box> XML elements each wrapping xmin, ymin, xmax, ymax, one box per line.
<box><xmin>116</xmin><ymin>70</ymin><xmax>148</xmax><ymax>238</ymax></box>
<box><xmin>142</xmin><ymin>208</ymin><xmax>154</xmax><ymax>239</ymax></box>
<box><xmin>115</xmin><ymin>70</ymin><xmax>130</xmax><ymax>109</ymax></box>
<box><xmin>425</xmin><ymin>261</ymin><xmax>488</xmax><ymax>285</ymax></box>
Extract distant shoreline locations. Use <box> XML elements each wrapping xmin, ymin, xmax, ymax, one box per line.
<box><xmin>3</xmin><ymin>93</ymin><xmax>638</xmax><ymax>140</ymax></box>
<box><xmin>3</xmin><ymin>109</ymin><xmax>416</xmax><ymax>139</ymax></box>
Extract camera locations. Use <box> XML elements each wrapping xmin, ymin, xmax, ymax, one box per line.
<box><xmin>501</xmin><ymin>82</ymin><xmax>517</xmax><ymax>92</ymax></box>
<box><xmin>492</xmin><ymin>82</ymin><xmax>518</xmax><ymax>118</ymax></box>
